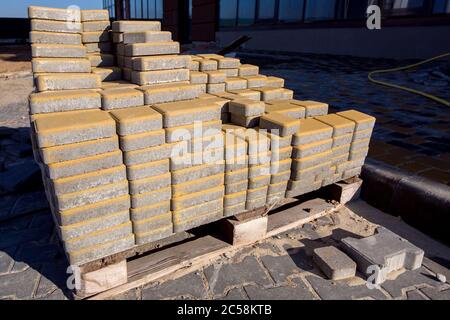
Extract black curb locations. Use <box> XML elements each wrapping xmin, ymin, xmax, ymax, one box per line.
<box><xmin>361</xmin><ymin>159</ymin><xmax>450</xmax><ymax>246</ymax></box>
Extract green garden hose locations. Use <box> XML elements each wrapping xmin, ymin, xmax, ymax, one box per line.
<box><xmin>368</xmin><ymin>53</ymin><xmax>450</xmax><ymax>107</ymax></box>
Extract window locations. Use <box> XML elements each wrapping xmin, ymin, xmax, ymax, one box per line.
<box><xmin>383</xmin><ymin>0</ymin><xmax>426</xmax><ymax>16</ymax></box>
<box><xmin>304</xmin><ymin>0</ymin><xmax>336</xmax><ymax>21</ymax></box>
<box><xmin>257</xmin><ymin>0</ymin><xmax>277</xmax><ymax>20</ymax></box>
<box><xmin>220</xmin><ymin>0</ymin><xmax>238</xmax><ymax>27</ymax></box>
<box><xmin>278</xmin><ymin>0</ymin><xmax>305</xmax><ymax>22</ymax></box>
<box><xmin>128</xmin><ymin>0</ymin><xmax>163</xmax><ymax>20</ymax></box>
<box><xmin>433</xmin><ymin>0</ymin><xmax>450</xmax><ymax>13</ymax></box>
<box><xmin>238</xmin><ymin>0</ymin><xmax>256</xmax><ymax>25</ymax></box>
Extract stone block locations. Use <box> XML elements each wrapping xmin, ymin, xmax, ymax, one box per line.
<box><xmin>333</xmin><ymin>133</ymin><xmax>353</xmax><ymax>148</ymax></box>
<box><xmin>224</xmin><ymin>191</ymin><xmax>247</xmax><ymax>207</ymax></box>
<box><xmin>67</xmin><ymin>234</ymin><xmax>134</xmax><ymax>265</ymax></box>
<box><xmin>265</xmin><ymin>101</ymin><xmax>306</xmax><ymax>119</ymax></box>
<box><xmin>40</xmin><ymin>136</ymin><xmax>118</xmax><ymax>164</ymax></box>
<box><xmin>225</xmin><ymin>78</ymin><xmax>247</xmax><ymax>91</ymax></box>
<box><xmin>268</xmin><ymin>181</ymin><xmax>288</xmax><ymax>195</ymax></box>
<box><xmin>64</xmin><ymin>222</ymin><xmax>132</xmax><ymax>252</ymax></box>
<box><xmin>56</xmin><ymin>194</ymin><xmax>130</xmax><ymax>226</ymax></box>
<box><xmin>29</xmin><ymin>89</ymin><xmax>101</xmax><ymax>114</ymax></box>
<box><xmin>332</xmin><ymin>144</ymin><xmax>351</xmax><ymax>157</ymax></box>
<box><xmin>204</xmin><ymin>70</ymin><xmax>227</xmax><ymax>84</ymax></box>
<box><xmin>271</xmin><ymin>158</ymin><xmax>292</xmax><ymax>174</ymax></box>
<box><xmin>112</xmin><ymin>32</ymin><xmax>123</xmax><ymax>43</ymax></box>
<box><xmin>238</xmin><ymin>64</ymin><xmax>259</xmax><ymax>77</ymax></box>
<box><xmin>92</xmin><ymin>67</ymin><xmax>122</xmax><ymax>81</ymax></box>
<box><xmin>31</xmin><ymin>44</ymin><xmax>86</xmax><ymax>58</ymax></box>
<box><xmin>82</xmin><ymin>20</ymin><xmax>110</xmax><ymax>32</ymax></box>
<box><xmin>45</xmin><ymin>150</ymin><xmax>123</xmax><ymax>180</ymax></box>
<box><xmin>246</xmin><ymin>197</ymin><xmax>267</xmax><ymax>210</ymax></box>
<box><xmin>247</xmin><ymin>186</ymin><xmax>268</xmax><ymax>201</ymax></box>
<box><xmin>290</xmin><ymin>162</ymin><xmax>330</xmax><ymax>181</ymax></box>
<box><xmin>173</xmin><ymin>210</ymin><xmax>222</xmax><ymax>233</ymax></box>
<box><xmin>286</xmin><ymin>180</ymin><xmax>322</xmax><ymax>198</ymax></box>
<box><xmin>134</xmin><ymin>225</ymin><xmax>174</xmax><ymax>245</ymax></box>
<box><xmin>132</xmin><ymin>213</ymin><xmax>172</xmax><ymax>234</ymax></box>
<box><xmin>133</xmin><ymin>55</ymin><xmax>190</xmax><ymax>71</ymax></box>
<box><xmin>342</xmin><ymin>227</ymin><xmax>424</xmax><ymax>285</ymax></box>
<box><xmin>206</xmin><ymin>83</ymin><xmax>226</xmax><ymax>94</ymax></box>
<box><xmin>349</xmin><ymin>148</ymin><xmax>369</xmax><ymax>161</ymax></box>
<box><xmin>337</xmin><ymin>110</ymin><xmax>376</xmax><ymax>131</ymax></box>
<box><xmin>32</xmin><ymin>109</ymin><xmax>115</xmax><ymax>147</ymax></box>
<box><xmin>291</xmin><ymin>100</ymin><xmax>329</xmax><ymax>117</ymax></box>
<box><xmin>81</xmin><ymin>10</ymin><xmax>109</xmax><ymax>21</ymax></box>
<box><xmin>131</xmin><ymin>186</ymin><xmax>172</xmax><ymax>208</ymax></box>
<box><xmin>109</xmin><ymin>106</ymin><xmax>162</xmax><ymax>135</ymax></box>
<box><xmin>228</xmin><ymin>89</ymin><xmax>260</xmax><ymax>101</ymax></box>
<box><xmin>292</xmin><ymin>118</ymin><xmax>333</xmax><ymax>146</ymax></box>
<box><xmin>31</xmin><ymin>19</ymin><xmax>81</xmax><ymax>33</ymax></box>
<box><xmin>166</xmin><ymin>120</ymin><xmax>222</xmax><ymax>143</ymax></box>
<box><xmin>313</xmin><ymin>246</ymin><xmax>357</xmax><ymax>280</ymax></box>
<box><xmin>120</xmin><ymin>129</ymin><xmax>165</xmax><ymax>152</ymax></box>
<box><xmin>292</xmin><ymin>150</ymin><xmax>332</xmax><ymax>171</ymax></box>
<box><xmin>85</xmin><ymin>42</ymin><xmax>112</xmax><ymax>53</ymax></box>
<box><xmin>248</xmin><ymin>175</ymin><xmax>271</xmax><ymax>189</ymax></box>
<box><xmin>29</xmin><ymin>6</ymin><xmax>81</xmax><ymax>22</ymax></box>
<box><xmin>265</xmin><ymin>76</ymin><xmax>285</xmax><ymax>88</ymax></box>
<box><xmin>292</xmin><ymin>139</ymin><xmax>333</xmax><ymax>158</ymax></box>
<box><xmin>171</xmin><ymin>163</ymin><xmax>225</xmax><ymax>185</ymax></box>
<box><xmin>122</xmin><ymin>67</ymin><xmax>132</xmax><ymax>81</ymax></box>
<box><xmin>51</xmin><ymin>165</ymin><xmax>126</xmax><ymax>195</ymax></box>
<box><xmin>131</xmin><ymin>69</ymin><xmax>190</xmax><ymax>86</ymax></box>
<box><xmin>241</xmin><ymin>75</ymin><xmax>267</xmax><ymax>88</ymax></box>
<box><xmin>127</xmin><ymin>159</ymin><xmax>169</xmax><ymax>181</ymax></box>
<box><xmin>82</xmin><ymin>31</ymin><xmax>109</xmax><ymax>43</ymax></box>
<box><xmin>125</xmin><ymin>41</ymin><xmax>179</xmax><ymax>56</ymax></box>
<box><xmin>280</xmin><ymin>88</ymin><xmax>294</xmax><ymax>100</ymax></box>
<box><xmin>209</xmin><ymin>56</ymin><xmax>240</xmax><ymax>69</ymax></box>
<box><xmin>270</xmin><ymin>170</ymin><xmax>291</xmax><ymax>184</ymax></box>
<box><xmin>271</xmin><ymin>146</ymin><xmax>292</xmax><ymax>163</ymax></box>
<box><xmin>32</xmin><ymin>58</ymin><xmax>91</xmax><ymax>73</ymax></box>
<box><xmin>189</xmin><ymin>60</ymin><xmax>200</xmax><ymax>71</ymax></box>
<box><xmin>351</xmin><ymin>138</ymin><xmax>370</xmax><ymax>151</ymax></box>
<box><xmin>353</xmin><ymin>128</ymin><xmax>373</xmax><ymax>141</ymax></box>
<box><xmin>259</xmin><ymin>113</ymin><xmax>299</xmax><ymax>137</ymax></box>
<box><xmin>101</xmin><ymin>88</ymin><xmax>144</xmax><ymax>110</ymax></box>
<box><xmin>225</xmin><ymin>180</ymin><xmax>248</xmax><ymax>194</ymax></box>
<box><xmin>131</xmin><ymin>200</ymin><xmax>170</xmax><ymax>221</ymax></box>
<box><xmin>172</xmin><ymin>173</ymin><xmax>224</xmax><ymax>197</ymax></box>
<box><xmin>60</xmin><ymin>209</ymin><xmax>130</xmax><ymax>241</ymax></box>
<box><xmin>253</xmin><ymin>87</ymin><xmax>284</xmax><ymax>101</ymax></box>
<box><xmin>124</xmin><ymin>143</ymin><xmax>174</xmax><ymax>166</ymax></box>
<box><xmin>229</xmin><ymin>99</ymin><xmax>265</xmax><ymax>117</ymax></box>
<box><xmin>54</xmin><ymin>179</ymin><xmax>129</xmax><ymax>211</ymax></box>
<box><xmin>112</xmin><ymin>21</ymin><xmax>161</xmax><ymax>32</ymax></box>
<box><xmin>224</xmin><ymin>202</ymin><xmax>247</xmax><ymax>217</ymax></box>
<box><xmin>35</xmin><ymin>73</ymin><xmax>101</xmax><ymax>91</ymax></box>
<box><xmin>190</xmin><ymin>71</ymin><xmax>208</xmax><ymax>84</ymax></box>
<box><xmin>29</xmin><ymin>31</ymin><xmax>81</xmax><ymax>45</ymax></box>
<box><xmin>129</xmin><ymin>172</ymin><xmax>171</xmax><ymax>195</ymax></box>
<box><xmin>173</xmin><ymin>198</ymin><xmax>223</xmax><ymax>223</ymax></box>
<box><xmin>225</xmin><ymin>168</ymin><xmax>249</xmax><ymax>184</ymax></box>
<box><xmin>248</xmin><ymin>164</ymin><xmax>271</xmax><ymax>180</ymax></box>
<box><xmin>123</xmin><ymin>30</ymin><xmax>171</xmax><ymax>44</ymax></box>
<box><xmin>199</xmin><ymin>59</ymin><xmax>218</xmax><ymax>71</ymax></box>
<box><xmin>223</xmin><ymin>68</ymin><xmax>239</xmax><ymax>77</ymax></box>
<box><xmin>101</xmin><ymin>80</ymin><xmax>139</xmax><ymax>90</ymax></box>
<box><xmin>171</xmin><ymin>185</ymin><xmax>224</xmax><ymax>211</ymax></box>
<box><xmin>315</xmin><ymin>114</ymin><xmax>356</xmax><ymax>137</ymax></box>
<box><xmin>153</xmin><ymin>99</ymin><xmax>221</xmax><ymax>128</ymax></box>
<box><xmin>88</xmin><ymin>53</ymin><xmax>115</xmax><ymax>67</ymax></box>
<box><xmin>139</xmin><ymin>82</ymin><xmax>201</xmax><ymax>105</ymax></box>
<box><xmin>225</xmin><ymin>155</ymin><xmax>248</xmax><ymax>172</ymax></box>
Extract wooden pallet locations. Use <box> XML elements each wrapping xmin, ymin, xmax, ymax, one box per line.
<box><xmin>74</xmin><ymin>177</ymin><xmax>362</xmax><ymax>300</ymax></box>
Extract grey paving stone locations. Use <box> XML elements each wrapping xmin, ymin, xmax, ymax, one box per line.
<box><xmin>260</xmin><ymin>255</ymin><xmax>306</xmax><ymax>284</ymax></box>
<box><xmin>141</xmin><ymin>272</ymin><xmax>207</xmax><ymax>300</ymax></box>
<box><xmin>420</xmin><ymin>287</ymin><xmax>450</xmax><ymax>300</ymax></box>
<box><xmin>313</xmin><ymin>246</ymin><xmax>356</xmax><ymax>280</ymax></box>
<box><xmin>381</xmin><ymin>267</ymin><xmax>443</xmax><ymax>298</ymax></box>
<box><xmin>0</xmin><ymin>250</ymin><xmax>15</xmax><ymax>274</ymax></box>
<box><xmin>111</xmin><ymin>289</ymin><xmax>138</xmax><ymax>300</ymax></box>
<box><xmin>35</xmin><ymin>289</ymin><xmax>68</xmax><ymax>300</ymax></box>
<box><xmin>204</xmin><ymin>256</ymin><xmax>273</xmax><ymax>296</ymax></box>
<box><xmin>342</xmin><ymin>227</ymin><xmax>425</xmax><ymax>284</ymax></box>
<box><xmin>305</xmin><ymin>275</ymin><xmax>387</xmax><ymax>300</ymax></box>
<box><xmin>34</xmin><ymin>261</ymin><xmax>69</xmax><ymax>299</ymax></box>
<box><xmin>244</xmin><ymin>278</ymin><xmax>315</xmax><ymax>300</ymax></box>
<box><xmin>0</xmin><ymin>266</ymin><xmax>41</xmax><ymax>299</ymax></box>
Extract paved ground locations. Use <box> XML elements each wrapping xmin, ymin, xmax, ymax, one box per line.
<box><xmin>0</xmin><ymin>46</ymin><xmax>449</xmax><ymax>300</ymax></box>
<box><xmin>252</xmin><ymin>52</ymin><xmax>450</xmax><ymax>186</ymax></box>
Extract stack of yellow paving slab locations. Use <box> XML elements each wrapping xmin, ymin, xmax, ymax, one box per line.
<box><xmin>81</xmin><ymin>10</ymin><xmax>119</xmax><ymax>80</ymax></box>
<box><xmin>336</xmin><ymin>110</ymin><xmax>376</xmax><ymax>180</ymax></box>
<box><xmin>110</xmin><ymin>107</ymin><xmax>173</xmax><ymax>245</ymax></box>
<box><xmin>222</xmin><ymin>124</ymin><xmax>249</xmax><ymax>217</ymax></box>
<box><xmin>31</xmin><ymin>110</ymin><xmax>134</xmax><ymax>265</ymax></box>
<box><xmin>29</xmin><ymin>6</ymin><xmax>102</xmax><ymax>93</ymax></box>
<box><xmin>288</xmin><ymin>118</ymin><xmax>334</xmax><ymax>198</ymax></box>
<box><xmin>259</xmin><ymin>113</ymin><xmax>299</xmax><ymax>204</ymax></box>
<box><xmin>152</xmin><ymin>99</ymin><xmax>224</xmax><ymax>232</ymax></box>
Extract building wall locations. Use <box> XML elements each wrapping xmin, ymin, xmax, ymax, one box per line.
<box><xmin>216</xmin><ymin>25</ymin><xmax>450</xmax><ymax>60</ymax></box>
<box><xmin>192</xmin><ymin>0</ymin><xmax>217</xmax><ymax>42</ymax></box>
